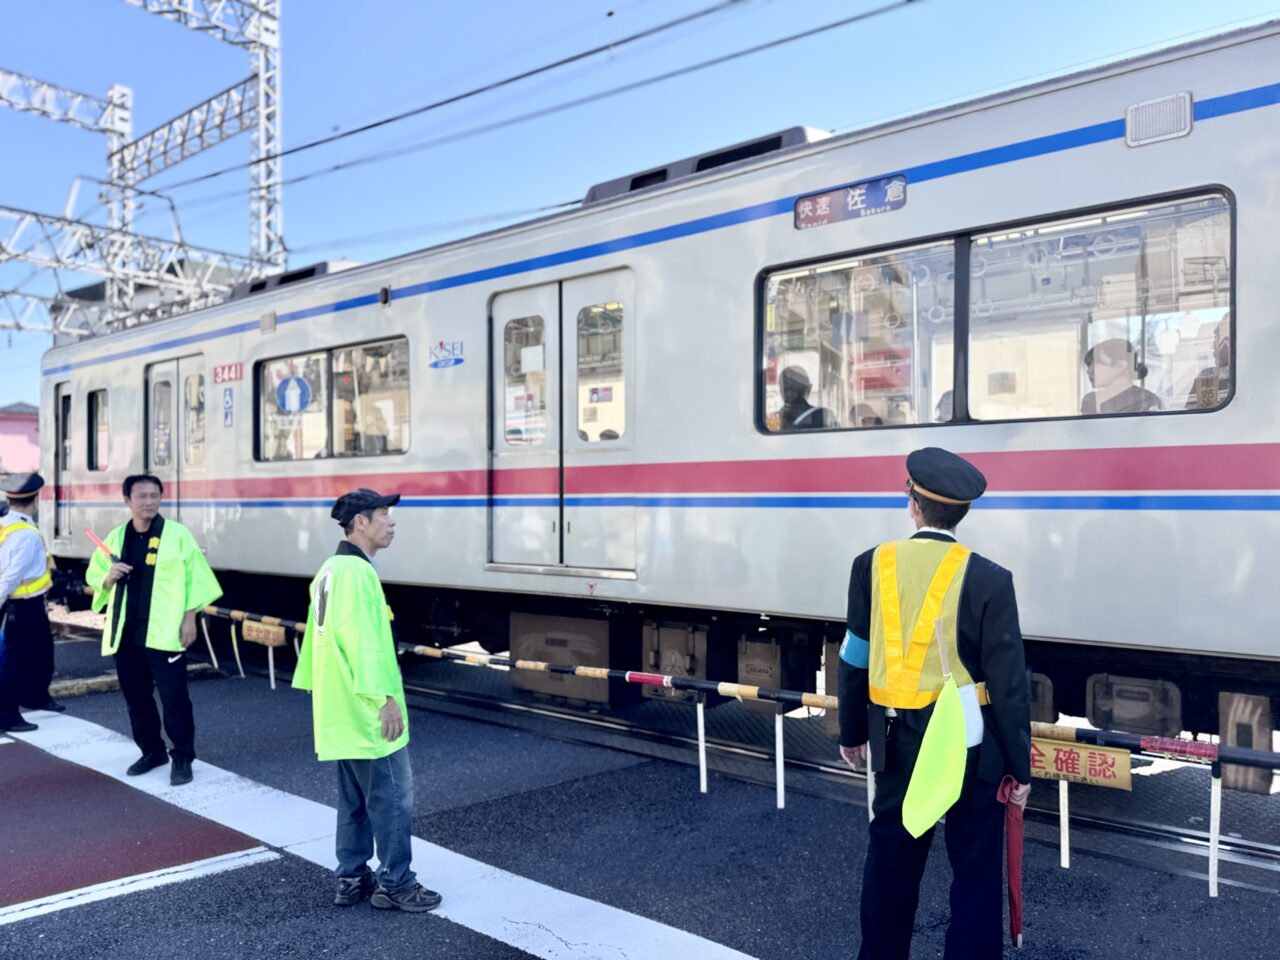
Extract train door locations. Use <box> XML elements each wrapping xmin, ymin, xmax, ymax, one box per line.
<box><xmin>53</xmin><ymin>382</ymin><xmax>72</xmax><ymax>539</ymax></box>
<box><xmin>146</xmin><ymin>357</ymin><xmax>206</xmax><ymax>523</ymax></box>
<box><xmin>491</xmin><ymin>285</ymin><xmax>562</xmax><ymax>566</ymax></box>
<box><xmin>146</xmin><ymin>361</ymin><xmax>179</xmax><ymax>518</ymax></box>
<box><xmin>488</xmin><ymin>270</ymin><xmax>636</xmax><ymax>572</ymax></box>
<box><xmin>562</xmin><ymin>271</ymin><xmax>635</xmax><ymax>570</ymax></box>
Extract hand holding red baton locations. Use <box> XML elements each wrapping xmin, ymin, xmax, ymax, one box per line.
<box><xmin>87</xmin><ymin>529</ymin><xmax>130</xmax><ymax>583</ymax></box>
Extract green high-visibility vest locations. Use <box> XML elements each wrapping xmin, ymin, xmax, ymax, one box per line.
<box><xmin>86</xmin><ymin>518</ymin><xmax>223</xmax><ymax>655</ymax></box>
<box><xmin>293</xmin><ymin>552</ymin><xmax>409</xmax><ymax>761</ymax></box>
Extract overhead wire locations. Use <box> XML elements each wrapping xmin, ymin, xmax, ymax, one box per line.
<box><xmin>153</xmin><ymin>0</ymin><xmax>756</xmax><ymax>192</ymax></box>
<box><xmin>170</xmin><ymin>0</ymin><xmax>922</xmax><ymax>220</ymax></box>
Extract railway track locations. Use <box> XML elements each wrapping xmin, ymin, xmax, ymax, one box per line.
<box><xmin>398</xmin><ymin>676</ymin><xmax>1280</xmax><ymax>893</ymax></box>
<box><xmin>49</xmin><ymin>618</ymin><xmax>1280</xmax><ymax>892</ymax></box>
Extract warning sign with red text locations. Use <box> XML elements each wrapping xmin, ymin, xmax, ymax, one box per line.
<box><xmin>1030</xmin><ymin>738</ymin><xmax>1132</xmax><ymax>790</ymax></box>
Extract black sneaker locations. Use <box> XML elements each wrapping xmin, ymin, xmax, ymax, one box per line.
<box><xmin>0</xmin><ymin>719</ymin><xmax>37</xmax><ymax>733</ymax></box>
<box><xmin>333</xmin><ymin>874</ymin><xmax>376</xmax><ymax>907</ymax></box>
<box><xmin>371</xmin><ymin>883</ymin><xmax>442</xmax><ymax>913</ymax></box>
<box><xmin>126</xmin><ymin>752</ymin><xmax>169</xmax><ymax>776</ymax></box>
<box><xmin>170</xmin><ymin>758</ymin><xmax>193</xmax><ymax>786</ymax></box>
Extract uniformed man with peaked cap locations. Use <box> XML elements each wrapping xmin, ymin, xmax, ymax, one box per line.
<box><xmin>838</xmin><ymin>448</ymin><xmax>1032</xmax><ymax>960</ymax></box>
<box><xmin>0</xmin><ymin>472</ymin><xmax>60</xmax><ymax>732</ymax></box>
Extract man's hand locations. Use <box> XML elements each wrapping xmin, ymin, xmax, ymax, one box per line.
<box><xmin>1009</xmin><ymin>781</ymin><xmax>1031</xmax><ymax>809</ymax></box>
<box><xmin>380</xmin><ymin>697</ymin><xmax>404</xmax><ymax>742</ymax></box>
<box><xmin>180</xmin><ymin>611</ymin><xmax>198</xmax><ymax>650</ymax></box>
<box><xmin>840</xmin><ymin>743</ymin><xmax>868</xmax><ymax>772</ymax></box>
<box><xmin>103</xmin><ymin>561</ymin><xmax>132</xmax><ymax>587</ymax></box>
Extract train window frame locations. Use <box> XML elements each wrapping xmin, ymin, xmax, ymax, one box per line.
<box><xmin>253</xmin><ymin>335</ymin><xmax>411</xmax><ymax>463</ymax></box>
<box><xmin>183</xmin><ymin>374</ymin><xmax>206</xmax><ymax>467</ymax></box>
<box><xmin>151</xmin><ymin>379</ymin><xmax>173</xmax><ymax>468</ymax></box>
<box><xmin>86</xmin><ymin>389</ymin><xmax>109</xmax><ymax>471</ymax></box>
<box><xmin>331</xmin><ymin>339</ymin><xmax>411</xmax><ymax>458</ymax></box>
<box><xmin>755</xmin><ymin>234</ymin><xmax>964</xmax><ymax>434</ymax></box>
<box><xmin>754</xmin><ymin>185</ymin><xmax>1235</xmax><ymax>435</ymax></box>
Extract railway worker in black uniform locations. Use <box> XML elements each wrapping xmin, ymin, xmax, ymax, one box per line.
<box><xmin>838</xmin><ymin>448</ymin><xmax>1032</xmax><ymax>960</ymax></box>
<box><xmin>86</xmin><ymin>474</ymin><xmax>222</xmax><ymax>786</ymax></box>
<box><xmin>293</xmin><ymin>489</ymin><xmax>441</xmax><ymax>913</ymax></box>
<box><xmin>0</xmin><ymin>472</ymin><xmax>59</xmax><ymax>732</ymax></box>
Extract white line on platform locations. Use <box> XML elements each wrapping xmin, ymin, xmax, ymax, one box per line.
<box><xmin>0</xmin><ymin>847</ymin><xmax>279</xmax><ymax>927</ymax></box>
<box><xmin>13</xmin><ymin>715</ymin><xmax>757</xmax><ymax>960</ymax></box>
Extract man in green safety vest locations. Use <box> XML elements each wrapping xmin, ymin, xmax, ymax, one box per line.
<box><xmin>86</xmin><ymin>474</ymin><xmax>223</xmax><ymax>786</ymax></box>
<box><xmin>838</xmin><ymin>448</ymin><xmax>1031</xmax><ymax>960</ymax></box>
<box><xmin>293</xmin><ymin>488</ymin><xmax>442</xmax><ymax>914</ymax></box>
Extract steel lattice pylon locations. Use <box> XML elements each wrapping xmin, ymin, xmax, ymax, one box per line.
<box><xmin>0</xmin><ymin>1</ymin><xmax>284</xmax><ymax>338</ymax></box>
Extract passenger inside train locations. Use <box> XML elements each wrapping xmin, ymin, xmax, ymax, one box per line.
<box><xmin>1080</xmin><ymin>338</ymin><xmax>1163</xmax><ymax>415</ymax></box>
<box><xmin>778</xmin><ymin>365</ymin><xmax>834</xmax><ymax>430</ymax></box>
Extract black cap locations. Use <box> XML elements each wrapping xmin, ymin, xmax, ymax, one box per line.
<box><xmin>331</xmin><ymin>488</ymin><xmax>400</xmax><ymax>526</ymax></box>
<box><xmin>906</xmin><ymin>448</ymin><xmax>986</xmax><ymax>505</ymax></box>
<box><xmin>1</xmin><ymin>472</ymin><xmax>44</xmax><ymax>498</ymax></box>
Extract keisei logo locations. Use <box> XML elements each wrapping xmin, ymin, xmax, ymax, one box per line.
<box><xmin>429</xmin><ymin>340</ymin><xmax>465</xmax><ymax>368</ymax></box>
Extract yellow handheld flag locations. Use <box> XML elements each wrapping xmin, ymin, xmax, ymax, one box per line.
<box><xmin>901</xmin><ymin>619</ymin><xmax>968</xmax><ymax>838</ymax></box>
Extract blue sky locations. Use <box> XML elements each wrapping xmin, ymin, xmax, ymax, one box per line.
<box><xmin>2</xmin><ymin>0</ymin><xmax>1277</xmax><ymax>405</ymax></box>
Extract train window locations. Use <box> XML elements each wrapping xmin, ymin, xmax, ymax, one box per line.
<box><xmin>761</xmin><ymin>242</ymin><xmax>955</xmax><ymax>431</ymax></box>
<box><xmin>577</xmin><ymin>303</ymin><xmax>625</xmax><ymax>442</ymax></box>
<box><xmin>968</xmin><ymin>194</ymin><xmax>1231</xmax><ymax>420</ymax></box>
<box><xmin>504</xmin><ymin>316</ymin><xmax>548</xmax><ymax>446</ymax></box>
<box><xmin>332</xmin><ymin>338</ymin><xmax>410</xmax><ymax>457</ymax></box>
<box><xmin>184</xmin><ymin>374</ymin><xmax>206</xmax><ymax>466</ymax></box>
<box><xmin>259</xmin><ymin>352</ymin><xmax>330</xmax><ymax>461</ymax></box>
<box><xmin>151</xmin><ymin>381</ymin><xmax>173</xmax><ymax>467</ymax></box>
<box><xmin>87</xmin><ymin>390</ymin><xmax>108</xmax><ymax>471</ymax></box>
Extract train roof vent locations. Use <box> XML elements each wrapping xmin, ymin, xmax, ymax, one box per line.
<box><xmin>229</xmin><ymin>261</ymin><xmax>347</xmax><ymax>302</ymax></box>
<box><xmin>1125</xmin><ymin>92</ymin><xmax>1193</xmax><ymax>146</ymax></box>
<box><xmin>583</xmin><ymin>126</ymin><xmax>830</xmax><ymax>204</ymax></box>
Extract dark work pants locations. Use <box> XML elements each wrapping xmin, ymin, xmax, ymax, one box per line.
<box><xmin>0</xmin><ymin>597</ymin><xmax>54</xmax><ymax>724</ymax></box>
<box><xmin>115</xmin><ymin>643</ymin><xmax>196</xmax><ymax>762</ymax></box>
<box><xmin>857</xmin><ymin>721</ymin><xmax>1004</xmax><ymax>960</ymax></box>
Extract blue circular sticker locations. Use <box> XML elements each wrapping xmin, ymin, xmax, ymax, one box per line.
<box><xmin>276</xmin><ymin>376</ymin><xmax>312</xmax><ymax>414</ymax></box>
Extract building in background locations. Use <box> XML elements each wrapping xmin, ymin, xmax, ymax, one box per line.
<box><xmin>0</xmin><ymin>402</ymin><xmax>39</xmax><ymax>473</ymax></box>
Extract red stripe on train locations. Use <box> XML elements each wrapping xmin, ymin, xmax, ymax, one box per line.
<box><xmin>41</xmin><ymin>442</ymin><xmax>1280</xmax><ymax>500</ymax></box>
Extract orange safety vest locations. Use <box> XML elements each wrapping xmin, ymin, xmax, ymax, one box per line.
<box><xmin>869</xmin><ymin>539</ymin><xmax>989</xmax><ymax>709</ymax></box>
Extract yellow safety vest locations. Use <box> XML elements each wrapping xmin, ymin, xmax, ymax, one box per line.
<box><xmin>869</xmin><ymin>539</ymin><xmax>980</xmax><ymax>709</ymax></box>
<box><xmin>0</xmin><ymin>520</ymin><xmax>52</xmax><ymax>600</ymax></box>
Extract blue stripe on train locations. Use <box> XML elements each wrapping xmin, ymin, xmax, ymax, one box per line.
<box><xmin>60</xmin><ymin>494</ymin><xmax>1280</xmax><ymax>510</ymax></box>
<box><xmin>41</xmin><ymin>80</ymin><xmax>1280</xmax><ymax>378</ymax></box>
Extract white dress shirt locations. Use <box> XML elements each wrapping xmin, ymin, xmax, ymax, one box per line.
<box><xmin>0</xmin><ymin>509</ymin><xmax>49</xmax><ymax>606</ymax></box>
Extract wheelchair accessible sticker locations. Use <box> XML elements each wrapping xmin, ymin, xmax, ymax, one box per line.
<box><xmin>429</xmin><ymin>340</ymin><xmax>465</xmax><ymax>368</ymax></box>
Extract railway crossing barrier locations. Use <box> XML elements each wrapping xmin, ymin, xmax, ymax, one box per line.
<box><xmin>70</xmin><ymin>591</ymin><xmax>1280</xmax><ymax>897</ymax></box>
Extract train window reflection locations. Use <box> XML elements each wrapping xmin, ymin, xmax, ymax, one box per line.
<box><xmin>577</xmin><ymin>303</ymin><xmax>624</xmax><ymax>443</ymax></box>
<box><xmin>332</xmin><ymin>339</ymin><xmax>410</xmax><ymax>457</ymax></box>
<box><xmin>504</xmin><ymin>316</ymin><xmax>547</xmax><ymax>446</ymax></box>
<box><xmin>184</xmin><ymin>375</ymin><xmax>205</xmax><ymax>466</ymax></box>
<box><xmin>87</xmin><ymin>390</ymin><xmax>108</xmax><ymax>471</ymax></box>
<box><xmin>968</xmin><ymin>194</ymin><xmax>1231</xmax><ymax>420</ymax></box>
<box><xmin>761</xmin><ymin>242</ymin><xmax>955</xmax><ymax>432</ymax></box>
<box><xmin>151</xmin><ymin>380</ymin><xmax>172</xmax><ymax>467</ymax></box>
<box><xmin>259</xmin><ymin>352</ymin><xmax>330</xmax><ymax>461</ymax></box>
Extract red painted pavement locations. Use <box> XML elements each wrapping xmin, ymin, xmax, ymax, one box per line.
<box><xmin>0</xmin><ymin>741</ymin><xmax>258</xmax><ymax>908</ymax></box>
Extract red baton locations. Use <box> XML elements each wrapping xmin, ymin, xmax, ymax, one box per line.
<box><xmin>86</xmin><ymin>529</ymin><xmax>121</xmax><ymax>564</ymax></box>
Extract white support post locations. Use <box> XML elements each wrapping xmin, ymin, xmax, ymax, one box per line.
<box><xmin>696</xmin><ymin>697</ymin><xmax>708</xmax><ymax>794</ymax></box>
<box><xmin>199</xmin><ymin>614</ymin><xmax>219</xmax><ymax>670</ymax></box>
<box><xmin>866</xmin><ymin>770</ymin><xmax>876</xmax><ymax>823</ymax></box>
<box><xmin>775</xmin><ymin>709</ymin><xmax>786</xmax><ymax>810</ymax></box>
<box><xmin>267</xmin><ymin>645</ymin><xmax>276</xmax><ymax>691</ymax></box>
<box><xmin>1209</xmin><ymin>763</ymin><xmax>1222</xmax><ymax>897</ymax></box>
<box><xmin>1059</xmin><ymin>780</ymin><xmax>1070</xmax><ymax>869</ymax></box>
<box><xmin>231</xmin><ymin>623</ymin><xmax>245</xmax><ymax>679</ymax></box>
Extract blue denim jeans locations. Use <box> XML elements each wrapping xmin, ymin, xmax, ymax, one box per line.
<box><xmin>335</xmin><ymin>746</ymin><xmax>417</xmax><ymax>893</ymax></box>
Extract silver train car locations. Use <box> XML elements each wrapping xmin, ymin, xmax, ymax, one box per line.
<box><xmin>39</xmin><ymin>22</ymin><xmax>1280</xmax><ymax>749</ymax></box>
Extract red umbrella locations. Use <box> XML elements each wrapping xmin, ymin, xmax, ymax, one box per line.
<box><xmin>997</xmin><ymin>776</ymin><xmax>1025</xmax><ymax>948</ymax></box>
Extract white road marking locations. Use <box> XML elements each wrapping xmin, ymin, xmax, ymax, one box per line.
<box><xmin>13</xmin><ymin>715</ymin><xmax>757</xmax><ymax>960</ymax></box>
<box><xmin>0</xmin><ymin>847</ymin><xmax>279</xmax><ymax>927</ymax></box>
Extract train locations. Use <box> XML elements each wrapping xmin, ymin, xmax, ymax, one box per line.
<box><xmin>38</xmin><ymin>21</ymin><xmax>1280</xmax><ymax>778</ymax></box>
